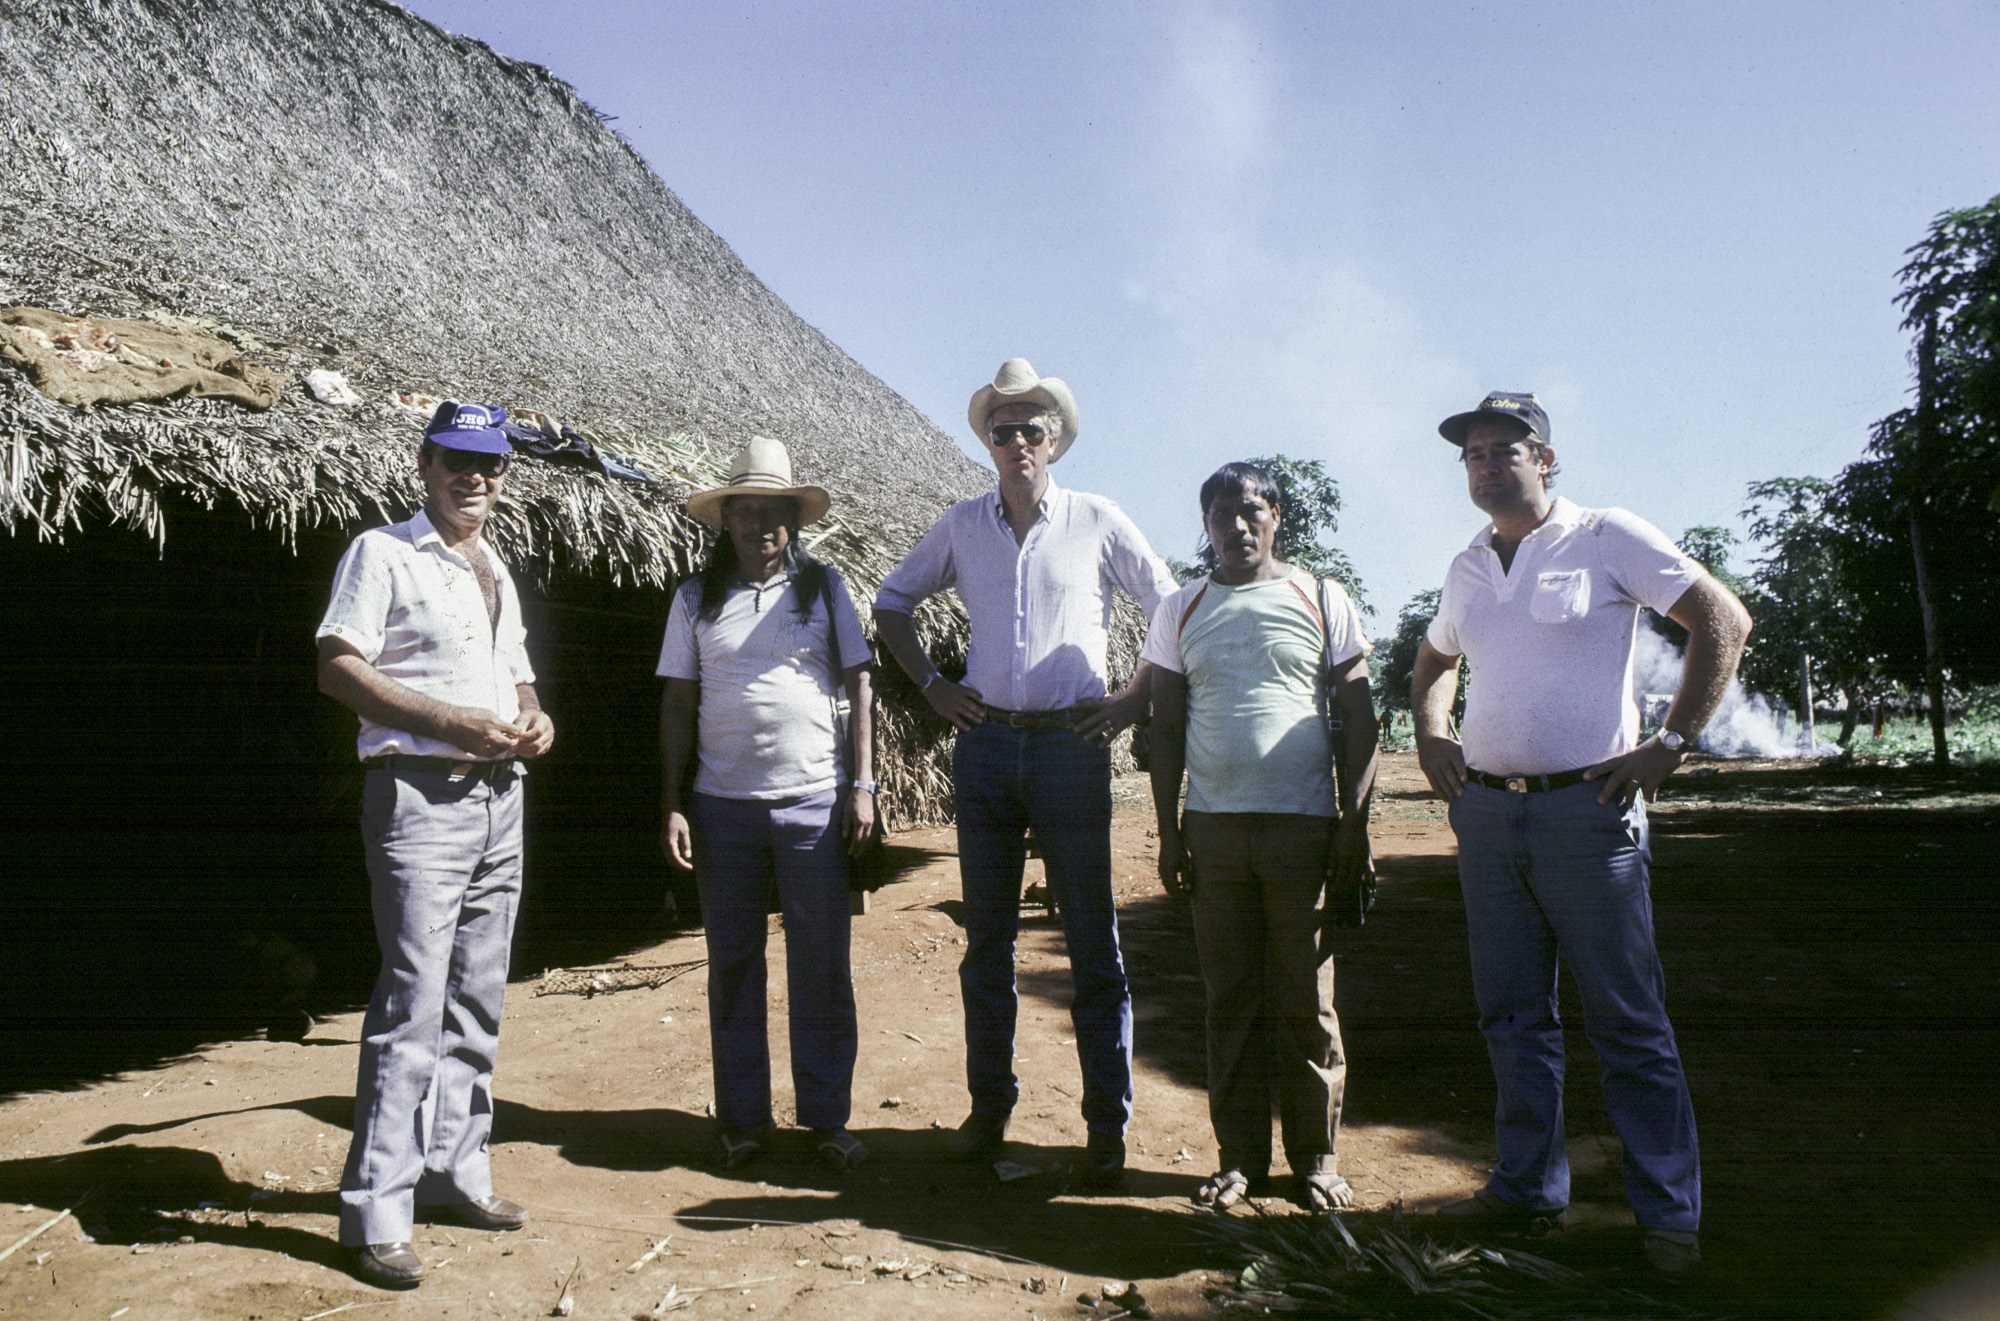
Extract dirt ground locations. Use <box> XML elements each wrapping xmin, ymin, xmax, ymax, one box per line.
<box><xmin>2</xmin><ymin>752</ymin><xmax>1997</xmax><ymax>1320</ymax></box>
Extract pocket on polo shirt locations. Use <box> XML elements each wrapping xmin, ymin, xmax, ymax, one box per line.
<box><xmin>1529</xmin><ymin>570</ymin><xmax>1590</xmax><ymax>624</ymax></box>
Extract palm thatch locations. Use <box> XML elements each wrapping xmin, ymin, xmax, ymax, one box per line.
<box><xmin>0</xmin><ymin>0</ymin><xmax>1018</xmax><ymax>827</ymax></box>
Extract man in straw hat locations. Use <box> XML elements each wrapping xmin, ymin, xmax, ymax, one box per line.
<box><xmin>1410</xmin><ymin>391</ymin><xmax>1749</xmax><ymax>1275</ymax></box>
<box><xmin>317</xmin><ymin>401</ymin><xmax>555</xmax><ymax>1289</ymax></box>
<box><xmin>874</xmin><ymin>358</ymin><xmax>1176</xmax><ymax>1184</ymax></box>
<box><xmin>658</xmin><ymin>436</ymin><xmax>877</xmax><ymax>1174</ymax></box>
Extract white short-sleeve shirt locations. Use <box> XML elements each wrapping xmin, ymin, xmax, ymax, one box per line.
<box><xmin>1426</xmin><ymin>497</ymin><xmax>1703</xmax><ymax>776</ymax></box>
<box><xmin>657</xmin><ymin>569</ymin><xmax>871</xmax><ymax>800</ymax></box>
<box><xmin>1141</xmin><ymin>567</ymin><xmax>1368</xmax><ymax>817</ymax></box>
<box><xmin>317</xmin><ymin>509</ymin><xmax>535</xmax><ymax>761</ymax></box>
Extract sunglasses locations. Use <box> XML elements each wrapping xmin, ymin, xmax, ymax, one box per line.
<box><xmin>439</xmin><ymin>449</ymin><xmax>509</xmax><ymax>477</ymax></box>
<box><xmin>988</xmin><ymin>423</ymin><xmax>1050</xmax><ymax>448</ymax></box>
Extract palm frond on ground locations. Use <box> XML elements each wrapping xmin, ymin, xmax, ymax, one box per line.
<box><xmin>1191</xmin><ymin>1206</ymin><xmax>1724</xmax><ymax>1321</ymax></box>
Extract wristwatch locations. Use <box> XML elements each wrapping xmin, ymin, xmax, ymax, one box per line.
<box><xmin>1657</xmin><ymin>729</ymin><xmax>1686</xmax><ymax>753</ymax></box>
<box><xmin>853</xmin><ymin>779</ymin><xmax>878</xmax><ymax>794</ymax></box>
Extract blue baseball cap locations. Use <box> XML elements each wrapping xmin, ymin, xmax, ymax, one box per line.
<box><xmin>425</xmin><ymin>401</ymin><xmax>513</xmax><ymax>454</ymax></box>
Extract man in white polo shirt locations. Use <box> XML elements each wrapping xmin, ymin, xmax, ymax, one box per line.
<box><xmin>317</xmin><ymin>401</ymin><xmax>555</xmax><ymax>1289</ymax></box>
<box><xmin>1142</xmin><ymin>461</ymin><xmax>1377</xmax><ymax>1214</ymax></box>
<box><xmin>1410</xmin><ymin>392</ymin><xmax>1749</xmax><ymax>1275</ymax></box>
<box><xmin>873</xmin><ymin>358</ymin><xmax>1176</xmax><ymax>1183</ymax></box>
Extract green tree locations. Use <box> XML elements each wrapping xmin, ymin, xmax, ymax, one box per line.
<box><xmin>1738</xmin><ymin>478</ymin><xmax>1883</xmax><ymax>746</ymax></box>
<box><xmin>1372</xmin><ymin>588</ymin><xmax>1447</xmax><ymax>714</ymax></box>
<box><xmin>1841</xmin><ymin>193</ymin><xmax>2000</xmax><ymax>761</ymax></box>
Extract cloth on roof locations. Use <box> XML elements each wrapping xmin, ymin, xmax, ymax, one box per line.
<box><xmin>0</xmin><ymin>305</ymin><xmax>284</xmax><ymax>410</ymax></box>
<box><xmin>499</xmin><ymin>418</ymin><xmax>662</xmax><ymax>484</ymax></box>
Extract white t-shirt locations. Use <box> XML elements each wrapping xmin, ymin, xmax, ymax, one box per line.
<box><xmin>1426</xmin><ymin>497</ymin><xmax>1703</xmax><ymax>776</ymax></box>
<box><xmin>1140</xmin><ymin>567</ymin><xmax>1368</xmax><ymax>817</ymax></box>
<box><xmin>317</xmin><ymin>509</ymin><xmax>535</xmax><ymax>761</ymax></box>
<box><xmin>656</xmin><ymin>569</ymin><xmax>871</xmax><ymax>800</ymax></box>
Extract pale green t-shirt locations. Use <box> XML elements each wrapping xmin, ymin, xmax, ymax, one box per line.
<box><xmin>1139</xmin><ymin>567</ymin><xmax>1368</xmax><ymax>817</ymax></box>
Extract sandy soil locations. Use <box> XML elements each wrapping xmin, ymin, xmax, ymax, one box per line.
<box><xmin>2</xmin><ymin>752</ymin><xmax>1997</xmax><ymax>1320</ymax></box>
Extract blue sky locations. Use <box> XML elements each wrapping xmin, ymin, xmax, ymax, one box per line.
<box><xmin>406</xmin><ymin>0</ymin><xmax>1998</xmax><ymax>618</ymax></box>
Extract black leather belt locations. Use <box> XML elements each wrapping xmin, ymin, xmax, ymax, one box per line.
<box><xmin>980</xmin><ymin>704</ymin><xmax>1087</xmax><ymax>731</ymax></box>
<box><xmin>1466</xmin><ymin>767</ymin><xmax>1593</xmax><ymax>794</ymax></box>
<box><xmin>364</xmin><ymin>754</ymin><xmax>521</xmax><ymax>782</ymax></box>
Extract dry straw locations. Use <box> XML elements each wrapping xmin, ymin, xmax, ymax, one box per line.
<box><xmin>0</xmin><ymin>0</ymin><xmax>1149</xmax><ymax>824</ymax></box>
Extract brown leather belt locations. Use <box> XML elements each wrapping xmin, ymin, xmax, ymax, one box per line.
<box><xmin>1466</xmin><ymin>767</ymin><xmax>1593</xmax><ymax>794</ymax></box>
<box><xmin>980</xmin><ymin>704</ymin><xmax>1088</xmax><ymax>731</ymax></box>
<box><xmin>364</xmin><ymin>754</ymin><xmax>521</xmax><ymax>783</ymax></box>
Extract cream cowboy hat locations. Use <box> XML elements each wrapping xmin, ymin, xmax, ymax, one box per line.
<box><xmin>966</xmin><ymin>358</ymin><xmax>1079</xmax><ymax>462</ymax></box>
<box><xmin>684</xmin><ymin>436</ymin><xmax>832</xmax><ymax>530</ymax></box>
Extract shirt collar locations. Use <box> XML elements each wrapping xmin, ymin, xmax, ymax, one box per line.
<box><xmin>989</xmin><ymin>475</ymin><xmax>1061</xmax><ymax>524</ymax></box>
<box><xmin>1468</xmin><ymin>495</ymin><xmax>1579</xmax><ymax>549</ymax></box>
<box><xmin>410</xmin><ymin>507</ymin><xmax>484</xmax><ymax>561</ymax></box>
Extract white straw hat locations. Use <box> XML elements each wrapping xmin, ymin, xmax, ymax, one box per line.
<box><xmin>966</xmin><ymin>358</ymin><xmax>1079</xmax><ymax>461</ymax></box>
<box><xmin>684</xmin><ymin>436</ymin><xmax>832</xmax><ymax>529</ymax></box>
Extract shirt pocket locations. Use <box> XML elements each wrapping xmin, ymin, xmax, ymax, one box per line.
<box><xmin>1529</xmin><ymin>569</ymin><xmax>1591</xmax><ymax>624</ymax></box>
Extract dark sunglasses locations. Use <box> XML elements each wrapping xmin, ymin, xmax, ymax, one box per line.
<box><xmin>988</xmin><ymin>423</ymin><xmax>1050</xmax><ymax>448</ymax></box>
<box><xmin>439</xmin><ymin>449</ymin><xmax>509</xmax><ymax>477</ymax></box>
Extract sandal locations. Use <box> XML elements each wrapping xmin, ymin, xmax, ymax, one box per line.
<box><xmin>714</xmin><ymin>1124</ymin><xmax>771</xmax><ymax>1169</ymax></box>
<box><xmin>1194</xmin><ymin>1168</ymin><xmax>1250</xmax><ymax>1208</ymax></box>
<box><xmin>1304</xmin><ymin>1171</ymin><xmax>1354</xmax><ymax>1212</ymax></box>
<box><xmin>813</xmin><ymin>1128</ymin><xmax>870</xmax><ymax>1172</ymax></box>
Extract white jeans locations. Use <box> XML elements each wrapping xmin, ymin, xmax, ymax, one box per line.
<box><xmin>338</xmin><ymin>766</ymin><xmax>524</xmax><ymax>1246</ymax></box>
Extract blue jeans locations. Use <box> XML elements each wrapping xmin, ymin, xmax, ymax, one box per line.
<box><xmin>691</xmin><ymin>789</ymin><xmax>856</xmax><ymax>1132</ymax></box>
<box><xmin>341</xmin><ymin>767</ymin><xmax>524</xmax><ymax>1246</ymax></box>
<box><xmin>1449</xmin><ymin>780</ymin><xmax>1700</xmax><ymax>1231</ymax></box>
<box><xmin>953</xmin><ymin>722</ymin><xmax>1132</xmax><ymax>1135</ymax></box>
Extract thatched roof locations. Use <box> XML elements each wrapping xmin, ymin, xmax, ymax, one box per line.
<box><xmin>0</xmin><ymin>0</ymin><xmax>1052</xmax><ymax>821</ymax></box>
<box><xmin>0</xmin><ymin>0</ymin><xmax>987</xmax><ymax>610</ymax></box>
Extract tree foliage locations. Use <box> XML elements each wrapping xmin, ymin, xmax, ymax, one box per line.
<box><xmin>1736</xmin><ymin>478</ymin><xmax>1881</xmax><ymax>715</ymax></box>
<box><xmin>1828</xmin><ymin>194</ymin><xmax>2000</xmax><ymax>691</ymax></box>
<box><xmin>1372</xmin><ymin>589</ymin><xmax>1445</xmax><ymax>713</ymax></box>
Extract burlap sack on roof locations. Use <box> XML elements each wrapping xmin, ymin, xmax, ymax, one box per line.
<box><xmin>0</xmin><ymin>305</ymin><xmax>284</xmax><ymax>409</ymax></box>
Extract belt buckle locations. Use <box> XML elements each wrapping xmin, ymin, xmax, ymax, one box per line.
<box><xmin>1504</xmin><ymin>776</ymin><xmax>1529</xmax><ymax>794</ymax></box>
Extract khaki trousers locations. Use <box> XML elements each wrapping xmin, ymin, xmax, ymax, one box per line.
<box><xmin>1184</xmin><ymin>810</ymin><xmax>1345</xmax><ymax>1176</ymax></box>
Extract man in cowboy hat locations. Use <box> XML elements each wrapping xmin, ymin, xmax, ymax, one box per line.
<box><xmin>658</xmin><ymin>436</ymin><xmax>877</xmax><ymax>1173</ymax></box>
<box><xmin>317</xmin><ymin>401</ymin><xmax>555</xmax><ymax>1289</ymax></box>
<box><xmin>1410</xmin><ymin>391</ymin><xmax>1749</xmax><ymax>1275</ymax></box>
<box><xmin>874</xmin><ymin>358</ymin><xmax>1176</xmax><ymax>1183</ymax></box>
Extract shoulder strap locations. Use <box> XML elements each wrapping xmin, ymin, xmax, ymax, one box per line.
<box><xmin>819</xmin><ymin>568</ymin><xmax>842</xmax><ymax>672</ymax></box>
<box><xmin>1175</xmin><ymin>579</ymin><xmax>1212</xmax><ymax>639</ymax></box>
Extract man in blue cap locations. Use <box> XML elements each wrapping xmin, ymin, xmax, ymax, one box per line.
<box><xmin>316</xmin><ymin>402</ymin><xmax>555</xmax><ymax>1289</ymax></box>
<box><xmin>1410</xmin><ymin>391</ymin><xmax>1750</xmax><ymax>1276</ymax></box>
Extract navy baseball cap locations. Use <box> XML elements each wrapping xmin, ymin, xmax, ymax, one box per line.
<box><xmin>425</xmin><ymin>401</ymin><xmax>513</xmax><ymax>454</ymax></box>
<box><xmin>1438</xmin><ymin>392</ymin><xmax>1549</xmax><ymax>447</ymax></box>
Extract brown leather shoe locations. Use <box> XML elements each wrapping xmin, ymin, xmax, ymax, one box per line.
<box><xmin>950</xmin><ymin>1112</ymin><xmax>1009</xmax><ymax>1162</ymax></box>
<box><xmin>425</xmin><ymin>1195</ymin><xmax>528</xmax><ymax>1231</ymax></box>
<box><xmin>353</xmin><ymin>1242</ymin><xmax>424</xmax><ymax>1288</ymax></box>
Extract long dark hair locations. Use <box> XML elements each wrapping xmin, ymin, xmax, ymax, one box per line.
<box><xmin>694</xmin><ymin>498</ymin><xmax>830</xmax><ymax>622</ymax></box>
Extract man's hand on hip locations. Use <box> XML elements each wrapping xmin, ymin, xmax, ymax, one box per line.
<box><xmin>1415</xmin><ymin>733</ymin><xmax>1468</xmax><ymax>799</ymax></box>
<box><xmin>1074</xmin><ymin>684</ymin><xmax>1147</xmax><ymax>747</ymax></box>
<box><xmin>925</xmin><ymin>679</ymin><xmax>987</xmax><ymax>731</ymax></box>
<box><xmin>1584</xmin><ymin>735</ymin><xmax>1685</xmax><ymax>806</ymax></box>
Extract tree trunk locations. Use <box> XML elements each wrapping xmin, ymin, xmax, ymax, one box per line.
<box><xmin>1799</xmin><ymin>650</ymin><xmax>1816</xmax><ymax>754</ymax></box>
<box><xmin>1913</xmin><ymin>315</ymin><xmax>1950</xmax><ymax>767</ymax></box>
